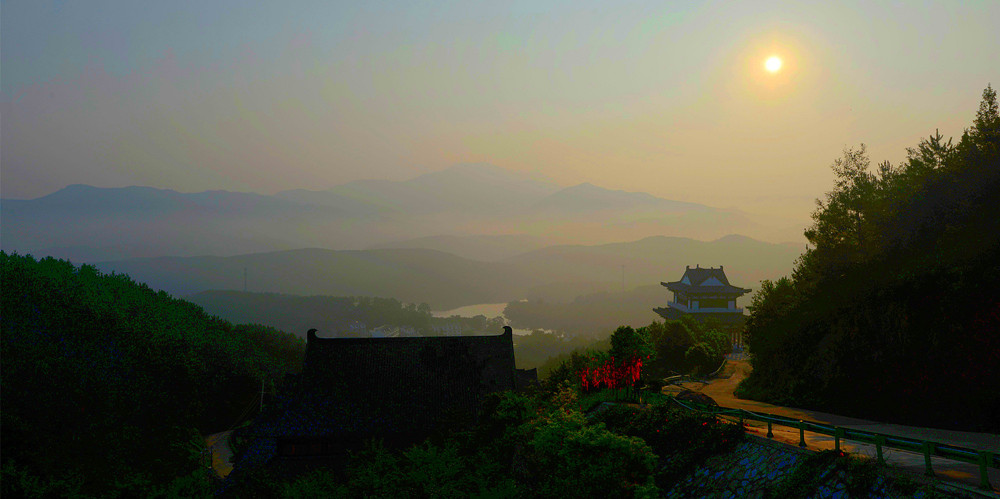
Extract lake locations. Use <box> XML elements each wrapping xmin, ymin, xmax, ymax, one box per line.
<box><xmin>432</xmin><ymin>302</ymin><xmax>535</xmax><ymax>335</ymax></box>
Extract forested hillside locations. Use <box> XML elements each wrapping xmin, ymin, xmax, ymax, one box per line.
<box><xmin>96</xmin><ymin>248</ymin><xmax>527</xmax><ymax>310</ymax></box>
<box><xmin>738</xmin><ymin>86</ymin><xmax>1000</xmax><ymax>432</ymax></box>
<box><xmin>504</xmin><ymin>285</ymin><xmax>666</xmax><ymax>337</ymax></box>
<box><xmin>189</xmin><ymin>290</ymin><xmax>434</xmax><ymax>337</ymax></box>
<box><xmin>1</xmin><ymin>253</ymin><xmax>304</xmax><ymax>496</ymax></box>
<box><xmin>92</xmin><ymin>235</ymin><xmax>798</xmax><ymax>312</ymax></box>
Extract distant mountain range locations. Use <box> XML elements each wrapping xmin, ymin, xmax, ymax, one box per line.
<box><xmin>367</xmin><ymin>234</ymin><xmax>550</xmax><ymax>262</ymax></box>
<box><xmin>1</xmin><ymin>163</ymin><xmax>803</xmax><ymax>262</ymax></box>
<box><xmin>91</xmin><ymin>234</ymin><xmax>803</xmax><ymax>310</ymax></box>
<box><xmin>277</xmin><ymin>163</ymin><xmax>560</xmax><ymax>217</ymax></box>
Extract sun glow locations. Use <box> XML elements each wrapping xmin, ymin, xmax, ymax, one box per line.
<box><xmin>765</xmin><ymin>56</ymin><xmax>782</xmax><ymax>73</ymax></box>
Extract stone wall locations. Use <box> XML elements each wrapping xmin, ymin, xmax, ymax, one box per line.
<box><xmin>665</xmin><ymin>436</ymin><xmax>986</xmax><ymax>498</ymax></box>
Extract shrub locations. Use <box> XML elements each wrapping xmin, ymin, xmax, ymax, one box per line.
<box><xmin>525</xmin><ymin>410</ymin><xmax>659</xmax><ymax>498</ymax></box>
<box><xmin>590</xmin><ymin>402</ymin><xmax>744</xmax><ymax>487</ymax></box>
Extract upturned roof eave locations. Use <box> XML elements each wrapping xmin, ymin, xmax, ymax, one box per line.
<box><xmin>662</xmin><ymin>281</ymin><xmax>750</xmax><ymax>295</ymax></box>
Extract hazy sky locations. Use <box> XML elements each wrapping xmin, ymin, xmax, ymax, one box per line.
<box><xmin>3</xmin><ymin>0</ymin><xmax>998</xmax><ymax>221</ymax></box>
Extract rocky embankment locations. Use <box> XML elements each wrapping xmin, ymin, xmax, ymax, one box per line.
<box><xmin>665</xmin><ymin>436</ymin><xmax>989</xmax><ymax>498</ymax></box>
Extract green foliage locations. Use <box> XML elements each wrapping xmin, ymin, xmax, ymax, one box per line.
<box><xmin>512</xmin><ymin>328</ymin><xmax>611</xmax><ymax>371</ymax></box>
<box><xmin>1</xmin><ymin>461</ymin><xmax>88</xmax><ymax>499</ymax></box>
<box><xmin>281</xmin><ymin>438</ymin><xmax>518</xmax><ymax>498</ymax></box>
<box><xmin>610</xmin><ymin>325</ymin><xmax>654</xmax><ymax>361</ymax></box>
<box><xmin>644</xmin><ymin>319</ymin><xmax>729</xmax><ymax>377</ymax></box>
<box><xmin>590</xmin><ymin>403</ymin><xmax>744</xmax><ymax>488</ymax></box>
<box><xmin>503</xmin><ymin>284</ymin><xmax>666</xmax><ymax>337</ymax></box>
<box><xmin>537</xmin><ymin>339</ymin><xmax>611</xmax><ymax>389</ymax></box>
<box><xmin>340</xmin><ymin>440</ymin><xmax>407</xmax><ymax>496</ymax></box>
<box><xmin>739</xmin><ymin>86</ymin><xmax>1000</xmax><ymax>431</ymax></box>
<box><xmin>0</xmin><ymin>253</ymin><xmax>305</xmax><ymax>494</ymax></box>
<box><xmin>762</xmin><ymin>450</ymin><xmax>911</xmax><ymax>499</ymax></box>
<box><xmin>683</xmin><ymin>343</ymin><xmax>715</xmax><ymax>374</ymax></box>
<box><xmin>763</xmin><ymin>450</ymin><xmax>842</xmax><ymax>498</ymax></box>
<box><xmin>645</xmin><ymin>319</ymin><xmax>694</xmax><ymax>373</ymax></box>
<box><xmin>525</xmin><ymin>410</ymin><xmax>659</xmax><ymax>498</ymax></box>
<box><xmin>544</xmin><ymin>318</ymin><xmax>730</xmax><ymax>402</ymax></box>
<box><xmin>279</xmin><ymin>469</ymin><xmax>347</xmax><ymax>497</ymax></box>
<box><xmin>147</xmin><ymin>469</ymin><xmax>215</xmax><ymax>499</ymax></box>
<box><xmin>400</xmin><ymin>442</ymin><xmax>478</xmax><ymax>497</ymax></box>
<box><xmin>230</xmin><ymin>384</ymin><xmax>754</xmax><ymax>497</ymax></box>
<box><xmin>476</xmin><ymin>391</ymin><xmax>537</xmax><ymax>445</ymax></box>
<box><xmin>190</xmin><ymin>290</ymin><xmax>435</xmax><ymax>337</ymax></box>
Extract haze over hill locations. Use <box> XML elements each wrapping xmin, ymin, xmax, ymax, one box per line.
<box><xmin>277</xmin><ymin>163</ymin><xmax>561</xmax><ymax>217</ymax></box>
<box><xmin>5</xmin><ymin>2</ymin><xmax>999</xmax><ymax>495</ymax></box>
<box><xmin>368</xmin><ymin>234</ymin><xmax>551</xmax><ymax>262</ymax></box>
<box><xmin>1</xmin><ymin>163</ymin><xmax>806</xmax><ymax>263</ymax></box>
<box><xmin>92</xmin><ymin>234</ymin><xmax>802</xmax><ymax>310</ymax></box>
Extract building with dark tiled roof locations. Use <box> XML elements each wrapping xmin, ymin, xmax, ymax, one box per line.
<box><xmin>223</xmin><ymin>326</ymin><xmax>529</xmax><ymax>485</ymax></box>
<box><xmin>300</xmin><ymin>326</ymin><xmax>517</xmax><ymax>437</ymax></box>
<box><xmin>653</xmin><ymin>265</ymin><xmax>751</xmax><ymax>332</ymax></box>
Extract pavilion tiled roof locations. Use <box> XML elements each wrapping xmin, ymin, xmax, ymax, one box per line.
<box><xmin>662</xmin><ymin>265</ymin><xmax>751</xmax><ymax>295</ymax></box>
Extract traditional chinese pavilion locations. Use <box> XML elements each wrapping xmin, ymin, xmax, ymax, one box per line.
<box><xmin>653</xmin><ymin>265</ymin><xmax>751</xmax><ymax>330</ymax></box>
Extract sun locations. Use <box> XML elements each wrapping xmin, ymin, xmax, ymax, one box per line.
<box><xmin>765</xmin><ymin>56</ymin><xmax>782</xmax><ymax>73</ymax></box>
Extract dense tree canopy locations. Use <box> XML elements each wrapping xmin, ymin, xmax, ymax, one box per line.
<box><xmin>503</xmin><ymin>285</ymin><xmax>664</xmax><ymax>337</ymax></box>
<box><xmin>739</xmin><ymin>86</ymin><xmax>1000</xmax><ymax>431</ymax></box>
<box><xmin>1</xmin><ymin>252</ymin><xmax>305</xmax><ymax>495</ymax></box>
<box><xmin>543</xmin><ymin>318</ymin><xmax>730</xmax><ymax>392</ymax></box>
<box><xmin>189</xmin><ymin>290</ymin><xmax>436</xmax><ymax>337</ymax></box>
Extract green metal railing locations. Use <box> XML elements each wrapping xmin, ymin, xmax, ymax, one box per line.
<box><xmin>662</xmin><ymin>359</ymin><xmax>729</xmax><ymax>387</ymax></box>
<box><xmin>668</xmin><ymin>397</ymin><xmax>999</xmax><ymax>491</ymax></box>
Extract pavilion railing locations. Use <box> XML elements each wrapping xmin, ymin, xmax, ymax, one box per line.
<box><xmin>667</xmin><ymin>397</ymin><xmax>999</xmax><ymax>491</ymax></box>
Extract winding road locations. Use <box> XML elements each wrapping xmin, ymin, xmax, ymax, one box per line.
<box><xmin>663</xmin><ymin>358</ymin><xmax>999</xmax><ymax>493</ymax></box>
<box><xmin>203</xmin><ymin>358</ymin><xmax>998</xmax><ymax>492</ymax></box>
<box><xmin>204</xmin><ymin>430</ymin><xmax>234</xmax><ymax>478</ymax></box>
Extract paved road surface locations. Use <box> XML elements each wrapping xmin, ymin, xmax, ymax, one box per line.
<box><xmin>663</xmin><ymin>359</ymin><xmax>999</xmax><ymax>494</ymax></box>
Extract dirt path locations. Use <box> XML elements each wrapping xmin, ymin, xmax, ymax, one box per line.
<box><xmin>663</xmin><ymin>359</ymin><xmax>1000</xmax><ymax>493</ymax></box>
<box><xmin>204</xmin><ymin>431</ymin><xmax>234</xmax><ymax>478</ymax></box>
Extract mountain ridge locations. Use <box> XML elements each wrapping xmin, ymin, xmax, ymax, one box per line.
<box><xmin>2</xmin><ymin>163</ymin><xmax>805</xmax><ymax>262</ymax></box>
<box><xmin>91</xmin><ymin>233</ymin><xmax>803</xmax><ymax>310</ymax></box>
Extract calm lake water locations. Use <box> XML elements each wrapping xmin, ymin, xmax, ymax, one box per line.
<box><xmin>432</xmin><ymin>302</ymin><xmax>508</xmax><ymax>318</ymax></box>
<box><xmin>432</xmin><ymin>302</ymin><xmax>533</xmax><ymax>335</ymax></box>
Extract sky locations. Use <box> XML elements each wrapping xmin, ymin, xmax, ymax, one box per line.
<box><xmin>2</xmin><ymin>0</ymin><xmax>998</xmax><ymax>222</ymax></box>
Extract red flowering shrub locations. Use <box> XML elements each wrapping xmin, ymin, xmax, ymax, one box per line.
<box><xmin>578</xmin><ymin>355</ymin><xmax>644</xmax><ymax>393</ymax></box>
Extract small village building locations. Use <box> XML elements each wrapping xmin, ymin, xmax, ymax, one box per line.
<box><xmin>653</xmin><ymin>265</ymin><xmax>751</xmax><ymax>345</ymax></box>
<box><xmin>226</xmin><ymin>326</ymin><xmax>533</xmax><ymax>482</ymax></box>
<box><xmin>299</xmin><ymin>326</ymin><xmax>519</xmax><ymax>438</ymax></box>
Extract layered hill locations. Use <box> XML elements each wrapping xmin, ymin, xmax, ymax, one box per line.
<box><xmin>95</xmin><ymin>248</ymin><xmax>528</xmax><ymax>310</ymax></box>
<box><xmin>1</xmin><ymin>163</ymin><xmax>802</xmax><ymax>263</ymax></box>
<box><xmin>367</xmin><ymin>234</ymin><xmax>551</xmax><ymax>261</ymax></box>
<box><xmin>93</xmin><ymin>235</ymin><xmax>803</xmax><ymax>310</ymax></box>
<box><xmin>505</xmin><ymin>234</ymin><xmax>802</xmax><ymax>303</ymax></box>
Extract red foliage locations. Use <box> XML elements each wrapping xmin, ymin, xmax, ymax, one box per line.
<box><xmin>577</xmin><ymin>356</ymin><xmax>644</xmax><ymax>393</ymax></box>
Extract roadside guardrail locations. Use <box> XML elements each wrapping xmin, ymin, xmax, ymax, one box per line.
<box><xmin>668</xmin><ymin>397</ymin><xmax>999</xmax><ymax>491</ymax></box>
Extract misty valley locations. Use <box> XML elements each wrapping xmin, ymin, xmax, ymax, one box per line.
<box><xmin>3</xmin><ymin>4</ymin><xmax>1000</xmax><ymax>496</ymax></box>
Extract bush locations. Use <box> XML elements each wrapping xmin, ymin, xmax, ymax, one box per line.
<box><xmin>525</xmin><ymin>410</ymin><xmax>659</xmax><ymax>498</ymax></box>
<box><xmin>590</xmin><ymin>402</ymin><xmax>744</xmax><ymax>488</ymax></box>
<box><xmin>684</xmin><ymin>343</ymin><xmax>716</xmax><ymax>375</ymax></box>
